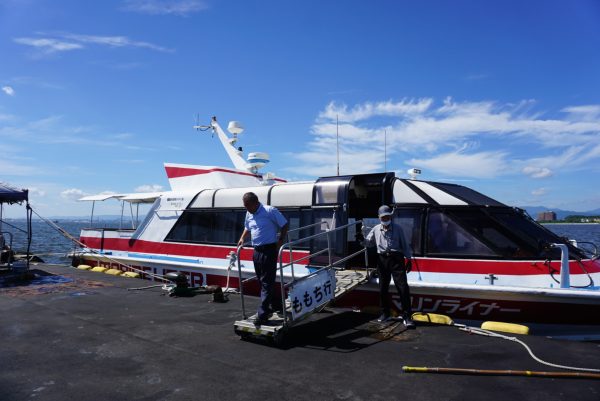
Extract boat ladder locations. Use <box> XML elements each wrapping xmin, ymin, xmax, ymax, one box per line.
<box><xmin>233</xmin><ymin>220</ymin><xmax>371</xmax><ymax>346</ymax></box>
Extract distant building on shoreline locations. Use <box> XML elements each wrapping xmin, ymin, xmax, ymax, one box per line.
<box><xmin>537</xmin><ymin>211</ymin><xmax>557</xmax><ymax>221</ymax></box>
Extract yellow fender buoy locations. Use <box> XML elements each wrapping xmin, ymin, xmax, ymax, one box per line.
<box><xmin>76</xmin><ymin>264</ymin><xmax>92</xmax><ymax>270</ymax></box>
<box><xmin>90</xmin><ymin>266</ymin><xmax>108</xmax><ymax>273</ymax></box>
<box><xmin>122</xmin><ymin>272</ymin><xmax>140</xmax><ymax>278</ymax></box>
<box><xmin>105</xmin><ymin>269</ymin><xmax>123</xmax><ymax>276</ymax></box>
<box><xmin>481</xmin><ymin>321</ymin><xmax>529</xmax><ymax>335</ymax></box>
<box><xmin>412</xmin><ymin>312</ymin><xmax>454</xmax><ymax>326</ymax></box>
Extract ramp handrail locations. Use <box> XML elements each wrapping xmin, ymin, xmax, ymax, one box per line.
<box><xmin>235</xmin><ymin>220</ymin><xmax>369</xmax><ymax>322</ymax></box>
<box><xmin>235</xmin><ymin>221</ymin><xmax>332</xmax><ymax>320</ymax></box>
<box><xmin>277</xmin><ymin>220</ymin><xmax>368</xmax><ymax>326</ymax></box>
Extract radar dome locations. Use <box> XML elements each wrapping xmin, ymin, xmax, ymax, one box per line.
<box><xmin>227</xmin><ymin>121</ymin><xmax>244</xmax><ymax>135</ymax></box>
<box><xmin>247</xmin><ymin>152</ymin><xmax>270</xmax><ymax>171</ymax></box>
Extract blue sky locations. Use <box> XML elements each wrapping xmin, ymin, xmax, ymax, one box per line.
<box><xmin>1</xmin><ymin>0</ymin><xmax>600</xmax><ymax>217</ymax></box>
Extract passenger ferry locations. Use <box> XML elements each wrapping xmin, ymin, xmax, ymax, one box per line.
<box><xmin>73</xmin><ymin>117</ymin><xmax>600</xmax><ymax>326</ymax></box>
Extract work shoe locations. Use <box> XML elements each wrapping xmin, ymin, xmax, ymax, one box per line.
<box><xmin>253</xmin><ymin>316</ymin><xmax>269</xmax><ymax>326</ymax></box>
<box><xmin>403</xmin><ymin>315</ymin><xmax>416</xmax><ymax>329</ymax></box>
<box><xmin>377</xmin><ymin>313</ymin><xmax>391</xmax><ymax>322</ymax></box>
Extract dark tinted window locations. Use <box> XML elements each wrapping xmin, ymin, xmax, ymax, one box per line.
<box><xmin>165</xmin><ymin>210</ymin><xmax>246</xmax><ymax>245</ymax></box>
<box><xmin>394</xmin><ymin>208</ymin><xmax>424</xmax><ymax>256</ymax></box>
<box><xmin>426</xmin><ymin>211</ymin><xmax>496</xmax><ymax>257</ymax></box>
<box><xmin>165</xmin><ymin>208</ymin><xmax>336</xmax><ymax>250</ymax></box>
<box><xmin>487</xmin><ymin>209</ymin><xmax>578</xmax><ymax>259</ymax></box>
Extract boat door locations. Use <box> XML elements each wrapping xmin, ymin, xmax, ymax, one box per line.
<box><xmin>347</xmin><ymin>172</ymin><xmax>395</xmax><ymax>268</ymax></box>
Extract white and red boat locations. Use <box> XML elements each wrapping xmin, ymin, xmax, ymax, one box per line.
<box><xmin>73</xmin><ymin>117</ymin><xmax>600</xmax><ymax>328</ymax></box>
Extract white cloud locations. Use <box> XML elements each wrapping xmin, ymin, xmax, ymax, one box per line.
<box><xmin>2</xmin><ymin>86</ymin><xmax>15</xmax><ymax>96</ymax></box>
<box><xmin>408</xmin><ymin>150</ymin><xmax>508</xmax><ymax>179</ymax></box>
<box><xmin>62</xmin><ymin>33</ymin><xmax>172</xmax><ymax>52</ymax></box>
<box><xmin>134</xmin><ymin>184</ymin><xmax>163</xmax><ymax>192</ymax></box>
<box><xmin>319</xmin><ymin>98</ymin><xmax>432</xmax><ymax>123</ymax></box>
<box><xmin>0</xmin><ymin>159</ymin><xmax>43</xmax><ymax>176</ymax></box>
<box><xmin>28</xmin><ymin>187</ymin><xmax>46</xmax><ymax>197</ymax></box>
<box><xmin>60</xmin><ymin>188</ymin><xmax>87</xmax><ymax>201</ymax></box>
<box><xmin>522</xmin><ymin>166</ymin><xmax>553</xmax><ymax>179</ymax></box>
<box><xmin>13</xmin><ymin>37</ymin><xmax>83</xmax><ymax>54</ymax></box>
<box><xmin>14</xmin><ymin>32</ymin><xmax>172</xmax><ymax>57</ymax></box>
<box><xmin>531</xmin><ymin>188</ymin><xmax>547</xmax><ymax>197</ymax></box>
<box><xmin>122</xmin><ymin>0</ymin><xmax>208</xmax><ymax>16</ymax></box>
<box><xmin>286</xmin><ymin>98</ymin><xmax>600</xmax><ymax>180</ymax></box>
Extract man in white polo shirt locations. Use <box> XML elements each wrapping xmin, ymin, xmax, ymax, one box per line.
<box><xmin>238</xmin><ymin>192</ymin><xmax>289</xmax><ymax>326</ymax></box>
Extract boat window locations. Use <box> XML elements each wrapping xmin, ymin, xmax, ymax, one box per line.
<box><xmin>165</xmin><ymin>210</ymin><xmax>245</xmax><ymax>245</ymax></box>
<box><xmin>426</xmin><ymin>211</ymin><xmax>496</xmax><ymax>257</ymax></box>
<box><xmin>165</xmin><ymin>208</ymin><xmax>334</xmax><ymax>248</ymax></box>
<box><xmin>393</xmin><ymin>208</ymin><xmax>424</xmax><ymax>256</ymax></box>
<box><xmin>487</xmin><ymin>209</ymin><xmax>580</xmax><ymax>259</ymax></box>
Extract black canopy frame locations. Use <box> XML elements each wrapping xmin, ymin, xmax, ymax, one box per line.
<box><xmin>0</xmin><ymin>183</ymin><xmax>31</xmax><ymax>270</ymax></box>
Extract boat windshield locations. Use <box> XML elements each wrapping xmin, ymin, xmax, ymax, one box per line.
<box><xmin>425</xmin><ymin>207</ymin><xmax>580</xmax><ymax>260</ymax></box>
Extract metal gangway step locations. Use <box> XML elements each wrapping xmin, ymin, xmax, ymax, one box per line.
<box><xmin>233</xmin><ymin>220</ymin><xmax>371</xmax><ymax>346</ymax></box>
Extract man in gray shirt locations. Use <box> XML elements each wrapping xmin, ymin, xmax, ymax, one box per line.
<box><xmin>364</xmin><ymin>205</ymin><xmax>414</xmax><ymax>327</ymax></box>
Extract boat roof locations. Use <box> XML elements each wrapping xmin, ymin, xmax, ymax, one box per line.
<box><xmin>78</xmin><ymin>192</ymin><xmax>163</xmax><ymax>203</ymax></box>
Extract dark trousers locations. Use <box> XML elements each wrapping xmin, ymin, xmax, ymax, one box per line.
<box><xmin>378</xmin><ymin>253</ymin><xmax>412</xmax><ymax>316</ymax></box>
<box><xmin>253</xmin><ymin>243</ymin><xmax>283</xmax><ymax>319</ymax></box>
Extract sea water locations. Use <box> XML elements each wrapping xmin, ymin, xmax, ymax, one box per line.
<box><xmin>1</xmin><ymin>220</ymin><xmax>600</xmax><ymax>264</ymax></box>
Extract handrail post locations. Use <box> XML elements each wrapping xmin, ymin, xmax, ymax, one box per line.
<box><xmin>277</xmin><ymin>244</ymin><xmax>288</xmax><ymax>325</ymax></box>
<box><xmin>236</xmin><ymin>243</ymin><xmax>247</xmax><ymax>319</ymax></box>
<box><xmin>551</xmin><ymin>243</ymin><xmax>570</xmax><ymax>289</ymax></box>
<box><xmin>287</xmin><ymin>233</ymin><xmax>295</xmax><ymax>282</ymax></box>
<box><xmin>326</xmin><ymin>227</ymin><xmax>332</xmax><ymax>267</ymax></box>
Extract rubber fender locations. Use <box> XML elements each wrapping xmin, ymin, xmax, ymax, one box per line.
<box><xmin>105</xmin><ymin>269</ymin><xmax>123</xmax><ymax>276</ymax></box>
<box><xmin>481</xmin><ymin>321</ymin><xmax>529</xmax><ymax>335</ymax></box>
<box><xmin>90</xmin><ymin>266</ymin><xmax>108</xmax><ymax>273</ymax></box>
<box><xmin>77</xmin><ymin>264</ymin><xmax>92</xmax><ymax>270</ymax></box>
<box><xmin>411</xmin><ymin>312</ymin><xmax>454</xmax><ymax>326</ymax></box>
<box><xmin>122</xmin><ymin>272</ymin><xmax>140</xmax><ymax>278</ymax></box>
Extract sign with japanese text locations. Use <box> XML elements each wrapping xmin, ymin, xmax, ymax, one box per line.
<box><xmin>288</xmin><ymin>268</ymin><xmax>337</xmax><ymax>320</ymax></box>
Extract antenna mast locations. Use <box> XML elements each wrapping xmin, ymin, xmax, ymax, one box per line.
<box><xmin>336</xmin><ymin>114</ymin><xmax>340</xmax><ymax>176</ymax></box>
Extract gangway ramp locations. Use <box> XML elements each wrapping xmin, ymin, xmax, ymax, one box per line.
<box><xmin>233</xmin><ymin>220</ymin><xmax>371</xmax><ymax>346</ymax></box>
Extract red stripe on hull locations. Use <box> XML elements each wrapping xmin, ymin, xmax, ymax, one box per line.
<box><xmin>80</xmin><ymin>236</ymin><xmax>308</xmax><ymax>264</ymax></box>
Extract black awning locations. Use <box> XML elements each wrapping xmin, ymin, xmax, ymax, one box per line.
<box><xmin>0</xmin><ymin>183</ymin><xmax>29</xmax><ymax>204</ymax></box>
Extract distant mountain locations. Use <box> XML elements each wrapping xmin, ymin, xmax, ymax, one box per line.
<box><xmin>520</xmin><ymin>206</ymin><xmax>600</xmax><ymax>220</ymax></box>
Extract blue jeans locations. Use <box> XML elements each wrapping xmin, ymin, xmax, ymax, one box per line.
<box><xmin>253</xmin><ymin>243</ymin><xmax>283</xmax><ymax>319</ymax></box>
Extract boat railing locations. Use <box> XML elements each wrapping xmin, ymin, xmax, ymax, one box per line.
<box><xmin>0</xmin><ymin>231</ymin><xmax>14</xmax><ymax>267</ymax></box>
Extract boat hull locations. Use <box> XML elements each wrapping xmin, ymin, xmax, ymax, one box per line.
<box><xmin>74</xmin><ymin>254</ymin><xmax>600</xmax><ymax>326</ymax></box>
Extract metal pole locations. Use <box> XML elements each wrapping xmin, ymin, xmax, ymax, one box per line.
<box><xmin>129</xmin><ymin>202</ymin><xmax>134</xmax><ymax>229</ymax></box>
<box><xmin>552</xmin><ymin>243</ymin><xmax>570</xmax><ymax>288</ymax></box>
<box><xmin>326</xmin><ymin>228</ymin><xmax>332</xmax><ymax>267</ymax></box>
<box><xmin>236</xmin><ymin>244</ymin><xmax>247</xmax><ymax>319</ymax></box>
<box><xmin>120</xmin><ymin>201</ymin><xmax>124</xmax><ymax>229</ymax></box>
<box><xmin>288</xmin><ymin>234</ymin><xmax>295</xmax><ymax>282</ymax></box>
<box><xmin>278</xmin><ymin>245</ymin><xmax>288</xmax><ymax>325</ymax></box>
<box><xmin>336</xmin><ymin>114</ymin><xmax>340</xmax><ymax>176</ymax></box>
<box><xmin>402</xmin><ymin>366</ymin><xmax>600</xmax><ymax>379</ymax></box>
<box><xmin>90</xmin><ymin>201</ymin><xmax>95</xmax><ymax>227</ymax></box>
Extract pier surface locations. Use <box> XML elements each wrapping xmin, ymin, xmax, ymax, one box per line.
<box><xmin>1</xmin><ymin>264</ymin><xmax>599</xmax><ymax>401</ymax></box>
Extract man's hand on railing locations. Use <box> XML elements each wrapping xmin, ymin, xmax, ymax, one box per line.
<box><xmin>405</xmin><ymin>259</ymin><xmax>412</xmax><ymax>273</ymax></box>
